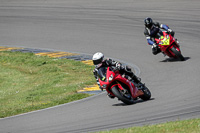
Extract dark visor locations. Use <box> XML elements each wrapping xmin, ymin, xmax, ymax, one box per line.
<box><xmin>93</xmin><ymin>57</ymin><xmax>103</xmax><ymax>65</ymax></box>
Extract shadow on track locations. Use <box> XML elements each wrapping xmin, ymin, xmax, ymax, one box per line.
<box><xmin>160</xmin><ymin>57</ymin><xmax>190</xmax><ymax>62</ymax></box>
<box><xmin>112</xmin><ymin>98</ymin><xmax>155</xmax><ymax>106</ymax></box>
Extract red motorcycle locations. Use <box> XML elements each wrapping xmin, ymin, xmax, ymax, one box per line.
<box><xmin>97</xmin><ymin>66</ymin><xmax>151</xmax><ymax>104</ymax></box>
<box><xmin>155</xmin><ymin>29</ymin><xmax>184</xmax><ymax>61</ymax></box>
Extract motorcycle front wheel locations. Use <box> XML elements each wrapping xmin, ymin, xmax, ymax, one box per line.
<box><xmin>171</xmin><ymin>47</ymin><xmax>185</xmax><ymax>61</ymax></box>
<box><xmin>139</xmin><ymin>86</ymin><xmax>151</xmax><ymax>101</ymax></box>
<box><xmin>112</xmin><ymin>86</ymin><xmax>134</xmax><ymax>105</ymax></box>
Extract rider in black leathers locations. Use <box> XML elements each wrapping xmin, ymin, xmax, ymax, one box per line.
<box><xmin>92</xmin><ymin>52</ymin><xmax>142</xmax><ymax>98</ymax></box>
<box><xmin>144</xmin><ymin>17</ymin><xmax>179</xmax><ymax>55</ymax></box>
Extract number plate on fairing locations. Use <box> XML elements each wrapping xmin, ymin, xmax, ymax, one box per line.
<box><xmin>160</xmin><ymin>35</ymin><xmax>170</xmax><ymax>45</ymax></box>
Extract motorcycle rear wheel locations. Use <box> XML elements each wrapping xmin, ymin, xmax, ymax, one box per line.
<box><xmin>171</xmin><ymin>47</ymin><xmax>185</xmax><ymax>61</ymax></box>
<box><xmin>112</xmin><ymin>86</ymin><xmax>134</xmax><ymax>105</ymax></box>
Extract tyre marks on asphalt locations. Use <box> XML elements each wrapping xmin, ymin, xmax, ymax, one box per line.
<box><xmin>0</xmin><ymin>46</ymin><xmax>101</xmax><ymax>94</ymax></box>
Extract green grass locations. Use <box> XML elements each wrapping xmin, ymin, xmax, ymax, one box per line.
<box><xmin>0</xmin><ymin>51</ymin><xmax>96</xmax><ymax>118</ymax></box>
<box><xmin>96</xmin><ymin>118</ymin><xmax>200</xmax><ymax>133</ymax></box>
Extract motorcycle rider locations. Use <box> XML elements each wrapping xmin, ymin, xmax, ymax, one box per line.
<box><xmin>144</xmin><ymin>17</ymin><xmax>179</xmax><ymax>55</ymax></box>
<box><xmin>92</xmin><ymin>52</ymin><xmax>143</xmax><ymax>98</ymax></box>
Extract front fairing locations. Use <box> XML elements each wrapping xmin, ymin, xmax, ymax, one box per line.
<box><xmin>97</xmin><ymin>67</ymin><xmax>117</xmax><ymax>90</ymax></box>
<box><xmin>98</xmin><ymin>67</ymin><xmax>122</xmax><ymax>88</ymax></box>
<box><xmin>155</xmin><ymin>30</ymin><xmax>172</xmax><ymax>46</ymax></box>
<box><xmin>98</xmin><ymin>67</ymin><xmax>142</xmax><ymax>98</ymax></box>
<box><xmin>97</xmin><ymin>67</ymin><xmax>107</xmax><ymax>82</ymax></box>
<box><xmin>155</xmin><ymin>30</ymin><xmax>178</xmax><ymax>57</ymax></box>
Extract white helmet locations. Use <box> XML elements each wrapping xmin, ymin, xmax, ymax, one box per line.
<box><xmin>92</xmin><ymin>52</ymin><xmax>104</xmax><ymax>66</ymax></box>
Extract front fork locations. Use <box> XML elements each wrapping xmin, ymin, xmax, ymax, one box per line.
<box><xmin>175</xmin><ymin>39</ymin><xmax>180</xmax><ymax>47</ymax></box>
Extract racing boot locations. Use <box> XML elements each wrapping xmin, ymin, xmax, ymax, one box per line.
<box><xmin>107</xmin><ymin>93</ymin><xmax>115</xmax><ymax>99</ymax></box>
<box><xmin>131</xmin><ymin>74</ymin><xmax>146</xmax><ymax>90</ymax></box>
<box><xmin>131</xmin><ymin>74</ymin><xmax>141</xmax><ymax>84</ymax></box>
<box><xmin>152</xmin><ymin>43</ymin><xmax>161</xmax><ymax>55</ymax></box>
<box><xmin>135</xmin><ymin>82</ymin><xmax>145</xmax><ymax>90</ymax></box>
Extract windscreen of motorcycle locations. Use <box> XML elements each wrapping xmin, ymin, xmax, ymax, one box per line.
<box><xmin>155</xmin><ymin>30</ymin><xmax>164</xmax><ymax>39</ymax></box>
<box><xmin>97</xmin><ymin>67</ymin><xmax>107</xmax><ymax>81</ymax></box>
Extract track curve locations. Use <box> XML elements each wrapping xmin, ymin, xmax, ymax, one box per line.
<box><xmin>0</xmin><ymin>0</ymin><xmax>200</xmax><ymax>133</ymax></box>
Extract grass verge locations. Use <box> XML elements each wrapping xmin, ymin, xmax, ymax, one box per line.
<box><xmin>96</xmin><ymin>118</ymin><xmax>200</xmax><ymax>133</ymax></box>
<box><xmin>0</xmin><ymin>51</ymin><xmax>96</xmax><ymax>118</ymax></box>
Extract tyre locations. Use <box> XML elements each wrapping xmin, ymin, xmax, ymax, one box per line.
<box><xmin>112</xmin><ymin>86</ymin><xmax>134</xmax><ymax>105</ymax></box>
<box><xmin>139</xmin><ymin>86</ymin><xmax>151</xmax><ymax>101</ymax></box>
<box><xmin>171</xmin><ymin>47</ymin><xmax>185</xmax><ymax>61</ymax></box>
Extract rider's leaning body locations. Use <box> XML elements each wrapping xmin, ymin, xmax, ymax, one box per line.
<box><xmin>144</xmin><ymin>17</ymin><xmax>178</xmax><ymax>55</ymax></box>
<box><xmin>144</xmin><ymin>22</ymin><xmax>172</xmax><ymax>46</ymax></box>
<box><xmin>92</xmin><ymin>52</ymin><xmax>142</xmax><ymax>98</ymax></box>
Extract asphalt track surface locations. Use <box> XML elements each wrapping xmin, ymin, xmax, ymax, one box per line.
<box><xmin>0</xmin><ymin>0</ymin><xmax>200</xmax><ymax>132</ymax></box>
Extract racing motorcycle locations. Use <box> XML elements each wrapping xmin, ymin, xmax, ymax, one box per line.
<box><xmin>97</xmin><ymin>66</ymin><xmax>151</xmax><ymax>105</ymax></box>
<box><xmin>155</xmin><ymin>29</ymin><xmax>184</xmax><ymax>61</ymax></box>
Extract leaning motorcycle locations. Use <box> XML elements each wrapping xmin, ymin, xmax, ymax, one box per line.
<box><xmin>97</xmin><ymin>66</ymin><xmax>151</xmax><ymax>105</ymax></box>
<box><xmin>155</xmin><ymin>29</ymin><xmax>184</xmax><ymax>61</ymax></box>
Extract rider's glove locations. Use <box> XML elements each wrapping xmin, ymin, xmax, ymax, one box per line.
<box><xmin>152</xmin><ymin>43</ymin><xmax>157</xmax><ymax>48</ymax></box>
<box><xmin>167</xmin><ymin>29</ymin><xmax>175</xmax><ymax>36</ymax></box>
<box><xmin>116</xmin><ymin>62</ymin><xmax>122</xmax><ymax>70</ymax></box>
<box><xmin>167</xmin><ymin>29</ymin><xmax>173</xmax><ymax>33</ymax></box>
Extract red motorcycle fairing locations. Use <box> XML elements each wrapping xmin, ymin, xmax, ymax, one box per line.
<box><xmin>168</xmin><ymin>44</ymin><xmax>180</xmax><ymax>57</ymax></box>
<box><xmin>110</xmin><ymin>80</ymin><xmax>143</xmax><ymax>99</ymax></box>
<box><xmin>155</xmin><ymin>30</ymin><xmax>182</xmax><ymax>58</ymax></box>
<box><xmin>98</xmin><ymin>67</ymin><xmax>144</xmax><ymax>99</ymax></box>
